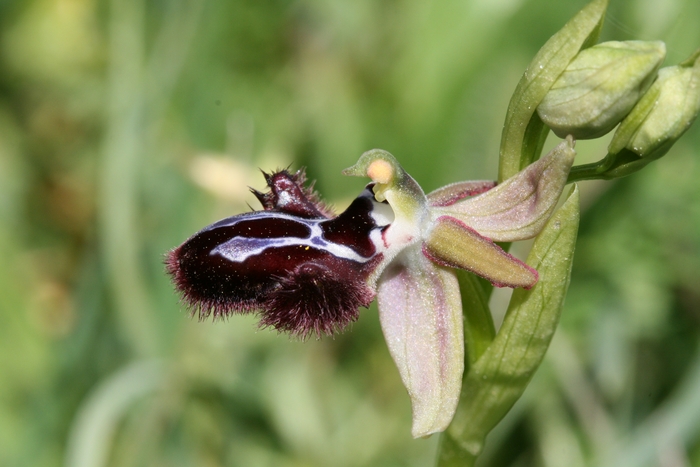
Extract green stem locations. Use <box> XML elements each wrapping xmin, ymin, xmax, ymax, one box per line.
<box><xmin>436</xmin><ymin>273</ymin><xmax>494</xmax><ymax>467</ymax></box>
<box><xmin>436</xmin><ymin>432</ymin><xmax>478</xmax><ymax>467</ymax></box>
<box><xmin>567</xmin><ymin>152</ymin><xmax>616</xmax><ymax>182</ymax></box>
<box><xmin>457</xmin><ymin>270</ymin><xmax>496</xmax><ymax>369</ymax></box>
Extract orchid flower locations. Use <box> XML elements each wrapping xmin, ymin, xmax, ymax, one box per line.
<box><xmin>166</xmin><ymin>136</ymin><xmax>576</xmax><ymax>438</ymax></box>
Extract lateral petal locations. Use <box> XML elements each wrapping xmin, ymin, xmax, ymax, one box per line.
<box><xmin>424</xmin><ymin>216</ymin><xmax>538</xmax><ymax>289</ymax></box>
<box><xmin>377</xmin><ymin>247</ymin><xmax>464</xmax><ymax>438</ymax></box>
<box><xmin>427</xmin><ymin>180</ymin><xmax>496</xmax><ymax>207</ymax></box>
<box><xmin>433</xmin><ymin>137</ymin><xmax>575</xmax><ymax>242</ymax></box>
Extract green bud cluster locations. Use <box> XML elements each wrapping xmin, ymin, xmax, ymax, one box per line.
<box><xmin>498</xmin><ymin>0</ymin><xmax>700</xmax><ymax>183</ymax></box>
<box><xmin>568</xmin><ymin>48</ymin><xmax>700</xmax><ymax>181</ymax></box>
<box><xmin>603</xmin><ymin>50</ymin><xmax>700</xmax><ymax>177</ymax></box>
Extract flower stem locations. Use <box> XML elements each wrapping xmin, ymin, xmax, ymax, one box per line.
<box><xmin>436</xmin><ymin>432</ymin><xmax>478</xmax><ymax>467</ymax></box>
<box><xmin>567</xmin><ymin>152</ymin><xmax>617</xmax><ymax>182</ymax></box>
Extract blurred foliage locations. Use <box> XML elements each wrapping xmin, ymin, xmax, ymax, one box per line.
<box><xmin>1</xmin><ymin>0</ymin><xmax>700</xmax><ymax>466</ymax></box>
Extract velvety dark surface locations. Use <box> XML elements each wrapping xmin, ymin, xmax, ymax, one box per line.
<box><xmin>166</xmin><ymin>170</ymin><xmax>385</xmax><ymax>336</ymax></box>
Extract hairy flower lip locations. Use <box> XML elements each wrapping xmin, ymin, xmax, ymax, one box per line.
<box><xmin>252</xmin><ymin>168</ymin><xmax>334</xmax><ymax>218</ymax></box>
<box><xmin>166</xmin><ymin>169</ymin><xmax>388</xmax><ymax>339</ymax></box>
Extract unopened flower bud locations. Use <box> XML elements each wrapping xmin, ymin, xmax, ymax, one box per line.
<box><xmin>608</xmin><ymin>49</ymin><xmax>700</xmax><ymax>166</ymax></box>
<box><xmin>538</xmin><ymin>41</ymin><xmax>666</xmax><ymax>139</ymax></box>
<box><xmin>498</xmin><ymin>0</ymin><xmax>608</xmax><ymax>180</ymax></box>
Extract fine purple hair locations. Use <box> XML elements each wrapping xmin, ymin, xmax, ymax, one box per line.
<box><xmin>166</xmin><ymin>169</ymin><xmax>384</xmax><ymax>338</ymax></box>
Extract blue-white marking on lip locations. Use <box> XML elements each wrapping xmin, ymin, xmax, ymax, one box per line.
<box><xmin>209</xmin><ymin>212</ymin><xmax>375</xmax><ymax>264</ymax></box>
<box><xmin>206</xmin><ymin>186</ymin><xmax>392</xmax><ymax>264</ymax></box>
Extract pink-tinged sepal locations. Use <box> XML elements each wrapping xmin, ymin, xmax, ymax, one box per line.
<box><xmin>432</xmin><ymin>137</ymin><xmax>576</xmax><ymax>242</ymax></box>
<box><xmin>423</xmin><ymin>216</ymin><xmax>538</xmax><ymax>289</ymax></box>
<box><xmin>377</xmin><ymin>248</ymin><xmax>464</xmax><ymax>437</ymax></box>
<box><xmin>427</xmin><ymin>180</ymin><xmax>497</xmax><ymax>207</ymax></box>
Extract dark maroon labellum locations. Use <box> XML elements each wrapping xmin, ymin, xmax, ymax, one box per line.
<box><xmin>166</xmin><ymin>169</ymin><xmax>389</xmax><ymax>338</ymax></box>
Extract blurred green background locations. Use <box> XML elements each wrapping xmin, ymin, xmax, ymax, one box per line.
<box><xmin>1</xmin><ymin>0</ymin><xmax>700</xmax><ymax>466</ymax></box>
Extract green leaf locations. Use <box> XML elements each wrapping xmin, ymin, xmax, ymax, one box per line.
<box><xmin>498</xmin><ymin>0</ymin><xmax>608</xmax><ymax>181</ymax></box>
<box><xmin>457</xmin><ymin>270</ymin><xmax>495</xmax><ymax>369</ymax></box>
<box><xmin>437</xmin><ymin>185</ymin><xmax>580</xmax><ymax>466</ymax></box>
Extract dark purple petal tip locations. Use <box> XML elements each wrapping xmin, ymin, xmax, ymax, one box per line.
<box><xmin>251</xmin><ymin>168</ymin><xmax>334</xmax><ymax>218</ymax></box>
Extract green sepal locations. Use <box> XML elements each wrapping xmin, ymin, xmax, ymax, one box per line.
<box><xmin>498</xmin><ymin>0</ymin><xmax>608</xmax><ymax>181</ymax></box>
<box><xmin>437</xmin><ymin>184</ymin><xmax>580</xmax><ymax>465</ymax></box>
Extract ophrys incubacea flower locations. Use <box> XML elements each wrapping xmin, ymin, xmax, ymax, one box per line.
<box><xmin>166</xmin><ymin>136</ymin><xmax>576</xmax><ymax>437</ymax></box>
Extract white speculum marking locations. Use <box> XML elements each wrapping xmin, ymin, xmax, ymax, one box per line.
<box><xmin>210</xmin><ymin>211</ymin><xmax>377</xmax><ymax>264</ymax></box>
<box><xmin>370</xmin><ymin>200</ymin><xmax>394</xmax><ymax>227</ymax></box>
